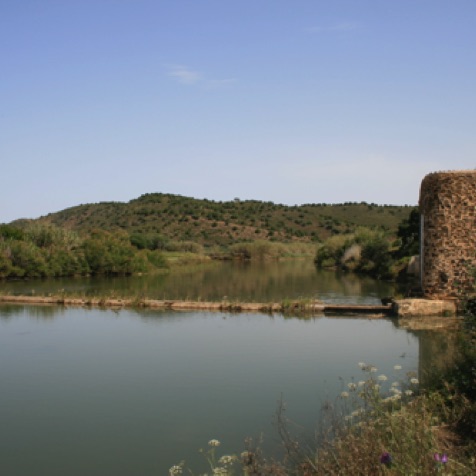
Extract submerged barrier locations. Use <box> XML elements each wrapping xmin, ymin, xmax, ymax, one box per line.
<box><xmin>0</xmin><ymin>295</ymin><xmax>460</xmax><ymax>319</ymax></box>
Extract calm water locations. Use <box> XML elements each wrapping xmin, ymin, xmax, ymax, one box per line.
<box><xmin>0</xmin><ymin>259</ymin><xmax>398</xmax><ymax>303</ymax></box>
<box><xmin>0</xmin><ymin>263</ymin><xmax>450</xmax><ymax>475</ymax></box>
<box><xmin>0</xmin><ymin>304</ymin><xmax>452</xmax><ymax>476</ymax></box>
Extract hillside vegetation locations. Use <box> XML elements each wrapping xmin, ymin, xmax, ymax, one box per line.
<box><xmin>13</xmin><ymin>193</ymin><xmax>414</xmax><ymax>248</ymax></box>
<box><xmin>0</xmin><ymin>194</ymin><xmax>417</xmax><ymax>279</ymax></box>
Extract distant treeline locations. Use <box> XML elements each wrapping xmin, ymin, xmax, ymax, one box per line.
<box><xmin>0</xmin><ymin>223</ymin><xmax>315</xmax><ymax>279</ymax></box>
<box><xmin>1</xmin><ymin>194</ymin><xmax>419</xmax><ymax>280</ymax></box>
<box><xmin>11</xmin><ymin>193</ymin><xmax>414</xmax><ymax>248</ymax></box>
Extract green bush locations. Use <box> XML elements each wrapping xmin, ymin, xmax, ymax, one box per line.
<box><xmin>9</xmin><ymin>241</ymin><xmax>48</xmax><ymax>277</ymax></box>
<box><xmin>81</xmin><ymin>230</ymin><xmax>142</xmax><ymax>275</ymax></box>
<box><xmin>314</xmin><ymin>234</ymin><xmax>350</xmax><ymax>268</ymax></box>
<box><xmin>315</xmin><ymin>228</ymin><xmax>395</xmax><ymax>279</ymax></box>
<box><xmin>230</xmin><ymin>241</ymin><xmax>287</xmax><ymax>260</ymax></box>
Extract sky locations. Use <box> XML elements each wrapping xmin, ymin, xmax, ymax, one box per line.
<box><xmin>1</xmin><ymin>0</ymin><xmax>475</xmax><ymax>223</ymax></box>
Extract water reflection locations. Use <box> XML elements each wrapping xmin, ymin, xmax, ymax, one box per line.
<box><xmin>415</xmin><ymin>328</ymin><xmax>460</xmax><ymax>384</ymax></box>
<box><xmin>0</xmin><ymin>260</ymin><xmax>396</xmax><ymax>304</ymax></box>
<box><xmin>0</xmin><ymin>303</ymin><xmax>61</xmax><ymax>320</ymax></box>
<box><xmin>0</xmin><ymin>305</ymin><xmax>458</xmax><ymax>476</ymax></box>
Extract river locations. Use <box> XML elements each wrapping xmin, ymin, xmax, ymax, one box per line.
<box><xmin>0</xmin><ymin>261</ymin><xmax>454</xmax><ymax>475</ymax></box>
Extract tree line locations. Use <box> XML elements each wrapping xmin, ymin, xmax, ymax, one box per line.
<box><xmin>0</xmin><ymin>207</ymin><xmax>419</xmax><ymax>280</ymax></box>
<box><xmin>0</xmin><ymin>224</ymin><xmax>167</xmax><ymax>278</ymax></box>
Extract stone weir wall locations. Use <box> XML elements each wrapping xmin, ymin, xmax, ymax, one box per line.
<box><xmin>419</xmin><ymin>170</ymin><xmax>476</xmax><ymax>298</ymax></box>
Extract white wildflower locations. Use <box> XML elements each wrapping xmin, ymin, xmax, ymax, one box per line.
<box><xmin>208</xmin><ymin>439</ymin><xmax>221</xmax><ymax>447</ymax></box>
<box><xmin>394</xmin><ymin>365</ymin><xmax>402</xmax><ymax>370</ymax></box>
<box><xmin>377</xmin><ymin>375</ymin><xmax>388</xmax><ymax>381</ymax></box>
<box><xmin>213</xmin><ymin>468</ymin><xmax>228</xmax><ymax>475</ymax></box>
<box><xmin>358</xmin><ymin>362</ymin><xmax>366</xmax><ymax>368</ymax></box>
<box><xmin>410</xmin><ymin>378</ymin><xmax>419</xmax><ymax>385</ymax></box>
<box><xmin>358</xmin><ymin>380</ymin><xmax>366</xmax><ymax>387</ymax></box>
<box><xmin>169</xmin><ymin>464</ymin><xmax>183</xmax><ymax>475</ymax></box>
<box><xmin>218</xmin><ymin>455</ymin><xmax>235</xmax><ymax>465</ymax></box>
<box><xmin>391</xmin><ymin>381</ymin><xmax>400</xmax><ymax>387</ymax></box>
<box><xmin>347</xmin><ymin>382</ymin><xmax>357</xmax><ymax>390</ymax></box>
<box><xmin>340</xmin><ymin>391</ymin><xmax>349</xmax><ymax>398</ymax></box>
<box><xmin>370</xmin><ymin>366</ymin><xmax>378</xmax><ymax>373</ymax></box>
<box><xmin>405</xmin><ymin>390</ymin><xmax>413</xmax><ymax>396</ymax></box>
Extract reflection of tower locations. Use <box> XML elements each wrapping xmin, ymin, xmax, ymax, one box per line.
<box><xmin>419</xmin><ymin>170</ymin><xmax>476</xmax><ymax>298</ymax></box>
<box><xmin>416</xmin><ymin>329</ymin><xmax>459</xmax><ymax>385</ymax></box>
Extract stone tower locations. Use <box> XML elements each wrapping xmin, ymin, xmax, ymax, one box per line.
<box><xmin>419</xmin><ymin>170</ymin><xmax>476</xmax><ymax>298</ymax></box>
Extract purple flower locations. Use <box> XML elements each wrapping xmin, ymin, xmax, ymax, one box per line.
<box><xmin>380</xmin><ymin>452</ymin><xmax>392</xmax><ymax>466</ymax></box>
<box><xmin>434</xmin><ymin>453</ymin><xmax>441</xmax><ymax>462</ymax></box>
<box><xmin>441</xmin><ymin>454</ymin><xmax>448</xmax><ymax>464</ymax></box>
<box><xmin>434</xmin><ymin>453</ymin><xmax>448</xmax><ymax>464</ymax></box>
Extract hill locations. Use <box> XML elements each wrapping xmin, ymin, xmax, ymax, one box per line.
<box><xmin>14</xmin><ymin>193</ymin><xmax>415</xmax><ymax>249</ymax></box>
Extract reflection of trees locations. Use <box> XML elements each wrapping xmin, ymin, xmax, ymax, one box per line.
<box><xmin>0</xmin><ymin>261</ymin><xmax>397</xmax><ymax>304</ymax></box>
<box><xmin>0</xmin><ymin>304</ymin><xmax>63</xmax><ymax>320</ymax></box>
<box><xmin>138</xmin><ymin>262</ymin><xmax>396</xmax><ymax>303</ymax></box>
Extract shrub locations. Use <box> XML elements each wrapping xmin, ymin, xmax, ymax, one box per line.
<box><xmin>230</xmin><ymin>241</ymin><xmax>287</xmax><ymax>260</ymax></box>
<box><xmin>315</xmin><ymin>228</ymin><xmax>395</xmax><ymax>279</ymax></box>
<box><xmin>314</xmin><ymin>234</ymin><xmax>351</xmax><ymax>268</ymax></box>
<box><xmin>81</xmin><ymin>230</ymin><xmax>141</xmax><ymax>275</ymax></box>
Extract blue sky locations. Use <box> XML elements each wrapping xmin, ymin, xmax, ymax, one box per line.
<box><xmin>1</xmin><ymin>0</ymin><xmax>475</xmax><ymax>223</ymax></box>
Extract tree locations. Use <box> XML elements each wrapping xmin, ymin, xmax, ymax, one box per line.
<box><xmin>396</xmin><ymin>208</ymin><xmax>420</xmax><ymax>258</ymax></box>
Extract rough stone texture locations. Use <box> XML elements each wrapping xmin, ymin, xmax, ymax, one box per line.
<box><xmin>419</xmin><ymin>170</ymin><xmax>476</xmax><ymax>297</ymax></box>
<box><xmin>392</xmin><ymin>298</ymin><xmax>457</xmax><ymax>318</ymax></box>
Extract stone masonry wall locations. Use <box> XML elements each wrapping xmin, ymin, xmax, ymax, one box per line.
<box><xmin>419</xmin><ymin>170</ymin><xmax>476</xmax><ymax>298</ymax></box>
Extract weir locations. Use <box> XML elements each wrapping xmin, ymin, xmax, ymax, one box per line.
<box><xmin>0</xmin><ymin>294</ymin><xmax>459</xmax><ymax>320</ymax></box>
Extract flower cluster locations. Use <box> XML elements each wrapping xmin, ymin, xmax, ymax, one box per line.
<box><xmin>218</xmin><ymin>454</ymin><xmax>236</xmax><ymax>465</ymax></box>
<box><xmin>169</xmin><ymin>463</ymin><xmax>183</xmax><ymax>475</ymax></box>
<box><xmin>212</xmin><ymin>468</ymin><xmax>228</xmax><ymax>475</ymax></box>
<box><xmin>339</xmin><ymin>361</ymin><xmax>421</xmax><ymax>425</ymax></box>
<box><xmin>434</xmin><ymin>452</ymin><xmax>448</xmax><ymax>464</ymax></box>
